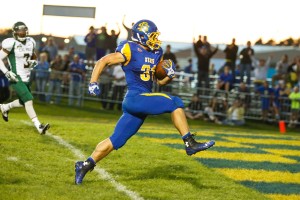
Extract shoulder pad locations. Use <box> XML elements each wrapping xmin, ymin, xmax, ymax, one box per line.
<box><xmin>2</xmin><ymin>38</ymin><xmax>15</xmax><ymax>51</ymax></box>
<box><xmin>27</xmin><ymin>37</ymin><xmax>36</xmax><ymax>48</ymax></box>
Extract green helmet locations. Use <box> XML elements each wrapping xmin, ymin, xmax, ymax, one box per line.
<box><xmin>12</xmin><ymin>21</ymin><xmax>28</xmax><ymax>42</ymax></box>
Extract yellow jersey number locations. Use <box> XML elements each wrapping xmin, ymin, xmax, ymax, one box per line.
<box><xmin>140</xmin><ymin>65</ymin><xmax>156</xmax><ymax>81</ymax></box>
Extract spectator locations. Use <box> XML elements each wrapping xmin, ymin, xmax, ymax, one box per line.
<box><xmin>239</xmin><ymin>41</ymin><xmax>254</xmax><ymax>85</ymax></box>
<box><xmin>209</xmin><ymin>63</ymin><xmax>217</xmax><ymax>76</ymax></box>
<box><xmin>109</xmin><ymin>64</ymin><xmax>126</xmax><ymax>110</ymax></box>
<box><xmin>37</xmin><ymin>41</ymin><xmax>46</xmax><ymax>56</ymax></box>
<box><xmin>182</xmin><ymin>58</ymin><xmax>194</xmax><ymax>87</ymax></box>
<box><xmin>99</xmin><ymin>67</ymin><xmax>113</xmax><ymax>109</ymax></box>
<box><xmin>288</xmin><ymin>86</ymin><xmax>300</xmax><ymax>128</ymax></box>
<box><xmin>42</xmin><ymin>37</ymin><xmax>58</xmax><ymax>62</ymax></box>
<box><xmin>34</xmin><ymin>52</ymin><xmax>50</xmax><ymax>101</ymax></box>
<box><xmin>202</xmin><ymin>35</ymin><xmax>211</xmax><ymax>53</ymax></box>
<box><xmin>0</xmin><ymin>71</ymin><xmax>10</xmax><ymax>103</ymax></box>
<box><xmin>286</xmin><ymin>56</ymin><xmax>300</xmax><ymax>88</ymax></box>
<box><xmin>61</xmin><ymin>54</ymin><xmax>71</xmax><ymax>94</ymax></box>
<box><xmin>223</xmin><ymin>38</ymin><xmax>239</xmax><ymax>82</ymax></box>
<box><xmin>84</xmin><ymin>26</ymin><xmax>97</xmax><ymax>63</ymax></box>
<box><xmin>122</xmin><ymin>15</ymin><xmax>134</xmax><ymax>41</ymax></box>
<box><xmin>68</xmin><ymin>54</ymin><xmax>86</xmax><ymax>106</ymax></box>
<box><xmin>184</xmin><ymin>58</ymin><xmax>193</xmax><ymax>74</ymax></box>
<box><xmin>256</xmin><ymin>80</ymin><xmax>274</xmax><ymax>123</ymax></box>
<box><xmin>203</xmin><ymin>94</ymin><xmax>227</xmax><ymax>124</ymax></box>
<box><xmin>195</xmin><ymin>35</ymin><xmax>203</xmax><ymax>49</ymax></box>
<box><xmin>46</xmin><ymin>55</ymin><xmax>64</xmax><ymax>104</ymax></box>
<box><xmin>273</xmin><ymin>80</ymin><xmax>289</xmax><ymax>119</ymax></box>
<box><xmin>252</xmin><ymin>55</ymin><xmax>272</xmax><ymax>88</ymax></box>
<box><xmin>216</xmin><ymin>65</ymin><xmax>234</xmax><ymax>92</ymax></box>
<box><xmin>163</xmin><ymin>44</ymin><xmax>178</xmax><ymax>67</ymax></box>
<box><xmin>272</xmin><ymin>54</ymin><xmax>289</xmax><ymax>87</ymax></box>
<box><xmin>107</xmin><ymin>24</ymin><xmax>121</xmax><ymax>53</ymax></box>
<box><xmin>236</xmin><ymin>81</ymin><xmax>251</xmax><ymax>112</ymax></box>
<box><xmin>184</xmin><ymin>94</ymin><xmax>203</xmax><ymax>120</ymax></box>
<box><xmin>95</xmin><ymin>26</ymin><xmax>109</xmax><ymax>60</ymax></box>
<box><xmin>222</xmin><ymin>98</ymin><xmax>245</xmax><ymax>126</ymax></box>
<box><xmin>193</xmin><ymin>38</ymin><xmax>218</xmax><ymax>95</ymax></box>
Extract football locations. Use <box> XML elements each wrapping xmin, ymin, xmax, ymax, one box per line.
<box><xmin>154</xmin><ymin>60</ymin><xmax>168</xmax><ymax>80</ymax></box>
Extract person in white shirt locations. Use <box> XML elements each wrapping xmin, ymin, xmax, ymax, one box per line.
<box><xmin>109</xmin><ymin>64</ymin><xmax>127</xmax><ymax>110</ymax></box>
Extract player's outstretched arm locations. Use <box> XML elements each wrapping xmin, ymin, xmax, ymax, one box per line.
<box><xmin>89</xmin><ymin>52</ymin><xmax>125</xmax><ymax>96</ymax></box>
<box><xmin>90</xmin><ymin>52</ymin><xmax>125</xmax><ymax>83</ymax></box>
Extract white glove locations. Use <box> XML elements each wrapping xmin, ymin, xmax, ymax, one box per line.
<box><xmin>5</xmin><ymin>71</ymin><xmax>18</xmax><ymax>82</ymax></box>
<box><xmin>163</xmin><ymin>59</ymin><xmax>176</xmax><ymax>78</ymax></box>
<box><xmin>27</xmin><ymin>60</ymin><xmax>38</xmax><ymax>68</ymax></box>
<box><xmin>88</xmin><ymin>82</ymin><xmax>101</xmax><ymax>96</ymax></box>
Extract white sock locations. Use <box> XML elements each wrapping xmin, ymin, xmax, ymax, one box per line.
<box><xmin>24</xmin><ymin>101</ymin><xmax>40</xmax><ymax>128</ymax></box>
<box><xmin>32</xmin><ymin>117</ymin><xmax>41</xmax><ymax>128</ymax></box>
<box><xmin>2</xmin><ymin>99</ymin><xmax>23</xmax><ymax>111</ymax></box>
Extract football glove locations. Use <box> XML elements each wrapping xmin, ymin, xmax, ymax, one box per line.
<box><xmin>88</xmin><ymin>82</ymin><xmax>101</xmax><ymax>96</ymax></box>
<box><xmin>5</xmin><ymin>71</ymin><xmax>18</xmax><ymax>82</ymax></box>
<box><xmin>28</xmin><ymin>60</ymin><xmax>38</xmax><ymax>68</ymax></box>
<box><xmin>163</xmin><ymin>59</ymin><xmax>175</xmax><ymax>79</ymax></box>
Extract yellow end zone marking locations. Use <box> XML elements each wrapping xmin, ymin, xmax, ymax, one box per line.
<box><xmin>266</xmin><ymin>194</ymin><xmax>300</xmax><ymax>200</ymax></box>
<box><xmin>215</xmin><ymin>168</ymin><xmax>300</xmax><ymax>183</ymax></box>
<box><xmin>180</xmin><ymin>150</ymin><xmax>298</xmax><ymax>164</ymax></box>
<box><xmin>262</xmin><ymin>149</ymin><xmax>300</xmax><ymax>156</ymax></box>
<box><xmin>226</xmin><ymin>137</ymin><xmax>300</xmax><ymax>146</ymax></box>
<box><xmin>145</xmin><ymin>138</ymin><xmax>253</xmax><ymax>148</ymax></box>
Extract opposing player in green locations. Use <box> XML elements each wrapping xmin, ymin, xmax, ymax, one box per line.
<box><xmin>0</xmin><ymin>22</ymin><xmax>50</xmax><ymax>134</ymax></box>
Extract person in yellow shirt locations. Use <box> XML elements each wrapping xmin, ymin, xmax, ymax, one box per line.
<box><xmin>288</xmin><ymin>86</ymin><xmax>300</xmax><ymax>128</ymax></box>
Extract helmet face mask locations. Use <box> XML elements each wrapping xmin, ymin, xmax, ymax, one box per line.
<box><xmin>131</xmin><ymin>20</ymin><xmax>161</xmax><ymax>50</ymax></box>
<box><xmin>12</xmin><ymin>22</ymin><xmax>28</xmax><ymax>42</ymax></box>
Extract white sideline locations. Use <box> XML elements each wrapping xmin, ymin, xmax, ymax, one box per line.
<box><xmin>21</xmin><ymin>120</ymin><xmax>144</xmax><ymax>200</ymax></box>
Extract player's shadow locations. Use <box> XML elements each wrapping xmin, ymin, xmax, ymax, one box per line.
<box><xmin>132</xmin><ymin>164</ymin><xmax>220</xmax><ymax>190</ymax></box>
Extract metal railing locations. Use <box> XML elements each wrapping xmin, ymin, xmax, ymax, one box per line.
<box><xmin>27</xmin><ymin>68</ymin><xmax>299</xmax><ymax>125</ymax></box>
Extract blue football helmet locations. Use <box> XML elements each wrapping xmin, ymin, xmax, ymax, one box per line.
<box><xmin>131</xmin><ymin>19</ymin><xmax>161</xmax><ymax>50</ymax></box>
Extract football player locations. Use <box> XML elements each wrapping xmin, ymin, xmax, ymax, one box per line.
<box><xmin>0</xmin><ymin>21</ymin><xmax>50</xmax><ymax>134</ymax></box>
<box><xmin>75</xmin><ymin>19</ymin><xmax>215</xmax><ymax>184</ymax></box>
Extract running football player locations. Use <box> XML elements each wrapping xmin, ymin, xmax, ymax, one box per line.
<box><xmin>75</xmin><ymin>19</ymin><xmax>215</xmax><ymax>184</ymax></box>
<box><xmin>0</xmin><ymin>22</ymin><xmax>50</xmax><ymax>134</ymax></box>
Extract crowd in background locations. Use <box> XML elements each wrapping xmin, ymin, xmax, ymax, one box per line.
<box><xmin>0</xmin><ymin>17</ymin><xmax>300</xmax><ymax>128</ymax></box>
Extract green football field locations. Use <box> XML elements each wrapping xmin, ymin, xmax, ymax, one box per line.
<box><xmin>0</xmin><ymin>101</ymin><xmax>299</xmax><ymax>200</ymax></box>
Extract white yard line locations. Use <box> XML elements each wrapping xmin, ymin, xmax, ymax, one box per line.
<box><xmin>21</xmin><ymin>120</ymin><xmax>144</xmax><ymax>200</ymax></box>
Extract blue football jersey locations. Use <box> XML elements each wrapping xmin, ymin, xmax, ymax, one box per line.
<box><xmin>116</xmin><ymin>41</ymin><xmax>163</xmax><ymax>94</ymax></box>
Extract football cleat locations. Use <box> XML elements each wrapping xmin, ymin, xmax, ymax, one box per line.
<box><xmin>0</xmin><ymin>104</ymin><xmax>9</xmax><ymax>122</ymax></box>
<box><xmin>184</xmin><ymin>134</ymin><xmax>215</xmax><ymax>156</ymax></box>
<box><xmin>75</xmin><ymin>161</ymin><xmax>95</xmax><ymax>185</ymax></box>
<box><xmin>37</xmin><ymin>123</ymin><xmax>50</xmax><ymax>134</ymax></box>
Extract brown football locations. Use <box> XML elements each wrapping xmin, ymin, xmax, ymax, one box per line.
<box><xmin>154</xmin><ymin>60</ymin><xmax>167</xmax><ymax>80</ymax></box>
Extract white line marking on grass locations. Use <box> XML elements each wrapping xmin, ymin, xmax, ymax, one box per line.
<box><xmin>21</xmin><ymin>120</ymin><xmax>144</xmax><ymax>200</ymax></box>
<box><xmin>7</xmin><ymin>156</ymin><xmax>18</xmax><ymax>161</ymax></box>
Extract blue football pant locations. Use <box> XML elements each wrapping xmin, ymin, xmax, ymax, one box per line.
<box><xmin>109</xmin><ymin>93</ymin><xmax>184</xmax><ymax>149</ymax></box>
